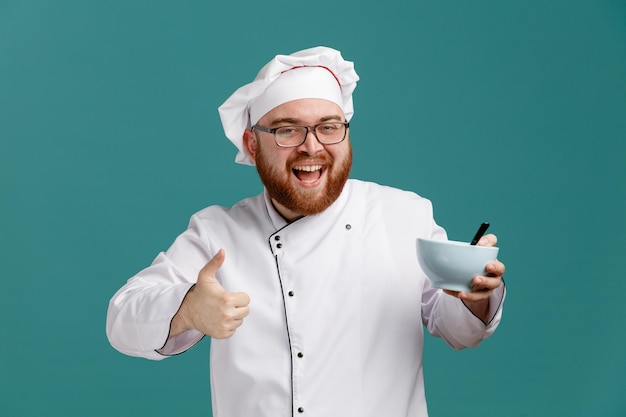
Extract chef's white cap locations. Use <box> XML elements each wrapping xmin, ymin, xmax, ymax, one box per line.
<box><xmin>218</xmin><ymin>46</ymin><xmax>359</xmax><ymax>165</ymax></box>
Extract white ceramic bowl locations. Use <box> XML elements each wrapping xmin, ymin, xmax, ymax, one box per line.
<box><xmin>416</xmin><ymin>238</ymin><xmax>499</xmax><ymax>292</ymax></box>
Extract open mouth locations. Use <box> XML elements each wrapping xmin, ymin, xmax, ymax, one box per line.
<box><xmin>292</xmin><ymin>164</ymin><xmax>324</xmax><ymax>184</ymax></box>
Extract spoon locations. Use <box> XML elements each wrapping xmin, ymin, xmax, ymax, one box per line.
<box><xmin>470</xmin><ymin>222</ymin><xmax>490</xmax><ymax>245</ymax></box>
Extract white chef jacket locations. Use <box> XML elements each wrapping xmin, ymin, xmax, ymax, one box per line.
<box><xmin>107</xmin><ymin>179</ymin><xmax>505</xmax><ymax>417</ymax></box>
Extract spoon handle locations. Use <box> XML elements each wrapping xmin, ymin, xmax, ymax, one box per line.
<box><xmin>470</xmin><ymin>222</ymin><xmax>490</xmax><ymax>245</ymax></box>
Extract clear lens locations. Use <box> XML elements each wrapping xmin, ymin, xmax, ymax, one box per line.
<box><xmin>274</xmin><ymin>123</ymin><xmax>347</xmax><ymax>146</ymax></box>
<box><xmin>275</xmin><ymin>126</ymin><xmax>307</xmax><ymax>146</ymax></box>
<box><xmin>315</xmin><ymin>123</ymin><xmax>345</xmax><ymax>142</ymax></box>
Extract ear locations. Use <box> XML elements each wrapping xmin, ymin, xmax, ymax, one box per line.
<box><xmin>243</xmin><ymin>129</ymin><xmax>258</xmax><ymax>164</ymax></box>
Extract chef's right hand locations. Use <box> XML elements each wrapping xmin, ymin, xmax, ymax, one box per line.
<box><xmin>171</xmin><ymin>249</ymin><xmax>250</xmax><ymax>339</ymax></box>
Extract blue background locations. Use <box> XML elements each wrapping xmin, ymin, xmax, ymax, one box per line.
<box><xmin>1</xmin><ymin>1</ymin><xmax>625</xmax><ymax>415</ymax></box>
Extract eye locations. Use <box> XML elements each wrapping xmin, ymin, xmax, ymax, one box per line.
<box><xmin>318</xmin><ymin>123</ymin><xmax>340</xmax><ymax>133</ymax></box>
<box><xmin>276</xmin><ymin>126</ymin><xmax>301</xmax><ymax>136</ymax></box>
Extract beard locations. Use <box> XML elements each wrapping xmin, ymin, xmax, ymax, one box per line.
<box><xmin>255</xmin><ymin>143</ymin><xmax>352</xmax><ymax>217</ymax></box>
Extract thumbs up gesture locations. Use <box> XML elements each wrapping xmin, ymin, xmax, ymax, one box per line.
<box><xmin>171</xmin><ymin>249</ymin><xmax>251</xmax><ymax>339</ymax></box>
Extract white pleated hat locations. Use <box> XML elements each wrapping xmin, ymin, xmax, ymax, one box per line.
<box><xmin>218</xmin><ymin>46</ymin><xmax>359</xmax><ymax>165</ymax></box>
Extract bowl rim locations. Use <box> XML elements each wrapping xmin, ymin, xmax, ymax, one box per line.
<box><xmin>417</xmin><ymin>237</ymin><xmax>499</xmax><ymax>249</ymax></box>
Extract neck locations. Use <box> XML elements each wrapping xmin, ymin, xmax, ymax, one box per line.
<box><xmin>271</xmin><ymin>198</ymin><xmax>304</xmax><ymax>223</ymax></box>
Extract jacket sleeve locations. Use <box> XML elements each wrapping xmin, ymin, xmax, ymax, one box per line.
<box><xmin>422</xmin><ymin>279</ymin><xmax>506</xmax><ymax>349</ymax></box>
<box><xmin>106</xmin><ymin>214</ymin><xmax>212</xmax><ymax>360</ymax></box>
<box><xmin>419</xmin><ymin>212</ymin><xmax>506</xmax><ymax>349</ymax></box>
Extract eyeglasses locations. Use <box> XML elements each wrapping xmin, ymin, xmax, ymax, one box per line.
<box><xmin>251</xmin><ymin>122</ymin><xmax>350</xmax><ymax>148</ymax></box>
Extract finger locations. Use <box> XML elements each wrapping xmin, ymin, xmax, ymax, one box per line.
<box><xmin>231</xmin><ymin>291</ymin><xmax>251</xmax><ymax>308</ymax></box>
<box><xmin>477</xmin><ymin>234</ymin><xmax>498</xmax><ymax>247</ymax></box>
<box><xmin>485</xmin><ymin>260</ymin><xmax>505</xmax><ymax>277</ymax></box>
<box><xmin>472</xmin><ymin>275</ymin><xmax>501</xmax><ymax>291</ymax></box>
<box><xmin>199</xmin><ymin>249</ymin><xmax>226</xmax><ymax>281</ymax></box>
<box><xmin>459</xmin><ymin>289</ymin><xmax>492</xmax><ymax>302</ymax></box>
<box><xmin>443</xmin><ymin>289</ymin><xmax>461</xmax><ymax>298</ymax></box>
<box><xmin>232</xmin><ymin>305</ymin><xmax>250</xmax><ymax>321</ymax></box>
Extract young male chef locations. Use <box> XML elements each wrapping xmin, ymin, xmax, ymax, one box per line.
<box><xmin>107</xmin><ymin>46</ymin><xmax>506</xmax><ymax>417</ymax></box>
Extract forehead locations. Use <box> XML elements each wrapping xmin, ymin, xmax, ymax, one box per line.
<box><xmin>258</xmin><ymin>98</ymin><xmax>345</xmax><ymax>125</ymax></box>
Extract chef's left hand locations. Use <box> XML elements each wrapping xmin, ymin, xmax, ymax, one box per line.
<box><xmin>443</xmin><ymin>234</ymin><xmax>505</xmax><ymax>321</ymax></box>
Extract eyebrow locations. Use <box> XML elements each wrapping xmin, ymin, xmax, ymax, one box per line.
<box><xmin>269</xmin><ymin>114</ymin><xmax>345</xmax><ymax>126</ymax></box>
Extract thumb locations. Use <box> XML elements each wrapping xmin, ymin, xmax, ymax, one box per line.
<box><xmin>478</xmin><ymin>234</ymin><xmax>498</xmax><ymax>247</ymax></box>
<box><xmin>198</xmin><ymin>249</ymin><xmax>226</xmax><ymax>283</ymax></box>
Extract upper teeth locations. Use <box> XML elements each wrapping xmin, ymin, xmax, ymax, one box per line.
<box><xmin>294</xmin><ymin>165</ymin><xmax>322</xmax><ymax>172</ymax></box>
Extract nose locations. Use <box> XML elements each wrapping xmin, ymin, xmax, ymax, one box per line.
<box><xmin>297</xmin><ymin>128</ymin><xmax>324</xmax><ymax>155</ymax></box>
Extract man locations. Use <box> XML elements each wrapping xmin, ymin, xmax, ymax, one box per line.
<box><xmin>106</xmin><ymin>46</ymin><xmax>506</xmax><ymax>416</ymax></box>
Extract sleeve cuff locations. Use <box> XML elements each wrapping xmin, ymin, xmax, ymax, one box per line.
<box><xmin>156</xmin><ymin>329</ymin><xmax>205</xmax><ymax>356</ymax></box>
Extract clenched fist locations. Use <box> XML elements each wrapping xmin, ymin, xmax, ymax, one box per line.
<box><xmin>170</xmin><ymin>249</ymin><xmax>250</xmax><ymax>339</ymax></box>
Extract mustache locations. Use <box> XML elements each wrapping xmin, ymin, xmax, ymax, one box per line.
<box><xmin>288</xmin><ymin>153</ymin><xmax>333</xmax><ymax>166</ymax></box>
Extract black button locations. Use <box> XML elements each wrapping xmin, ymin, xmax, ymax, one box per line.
<box><xmin>345</xmin><ymin>224</ymin><xmax>351</xmax><ymax>230</ymax></box>
<box><xmin>298</xmin><ymin>407</ymin><xmax>304</xmax><ymax>413</ymax></box>
<box><xmin>277</xmin><ymin>243</ymin><xmax>282</xmax><ymax>248</ymax></box>
<box><xmin>288</xmin><ymin>291</ymin><xmax>294</xmax><ymax>297</ymax></box>
<box><xmin>274</xmin><ymin>235</ymin><xmax>280</xmax><ymax>241</ymax></box>
<box><xmin>297</xmin><ymin>352</ymin><xmax>304</xmax><ymax>358</ymax></box>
